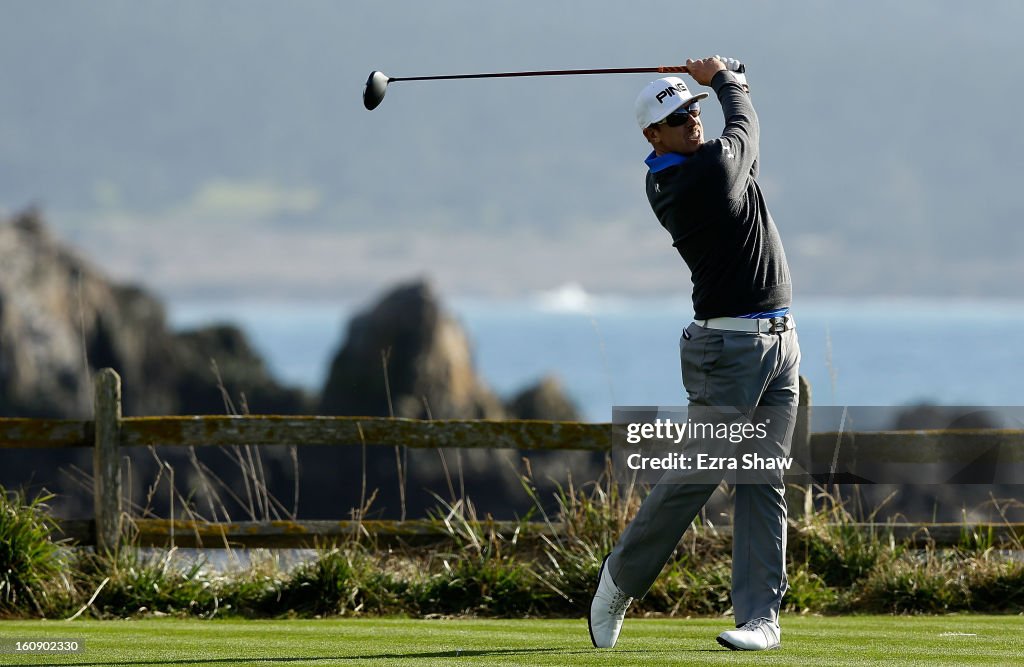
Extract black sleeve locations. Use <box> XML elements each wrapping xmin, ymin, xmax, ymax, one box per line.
<box><xmin>707</xmin><ymin>69</ymin><xmax>759</xmax><ymax>200</ymax></box>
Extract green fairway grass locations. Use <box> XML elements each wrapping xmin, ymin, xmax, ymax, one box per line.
<box><xmin>0</xmin><ymin>616</ymin><xmax>1021</xmax><ymax>666</ymax></box>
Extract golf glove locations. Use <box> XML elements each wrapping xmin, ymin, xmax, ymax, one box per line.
<box><xmin>715</xmin><ymin>56</ymin><xmax>749</xmax><ymax>91</ymax></box>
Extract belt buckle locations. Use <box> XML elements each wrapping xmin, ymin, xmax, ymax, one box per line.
<box><xmin>767</xmin><ymin>316</ymin><xmax>789</xmax><ymax>334</ymax></box>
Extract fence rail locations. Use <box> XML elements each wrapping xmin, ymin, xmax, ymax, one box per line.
<box><xmin>2</xmin><ymin>368</ymin><xmax>1023</xmax><ymax>550</ymax></box>
<box><xmin>49</xmin><ymin>518</ymin><xmax>1023</xmax><ymax>550</ymax></box>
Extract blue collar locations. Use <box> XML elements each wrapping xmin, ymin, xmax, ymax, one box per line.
<box><xmin>645</xmin><ymin>150</ymin><xmax>687</xmax><ymax>174</ymax></box>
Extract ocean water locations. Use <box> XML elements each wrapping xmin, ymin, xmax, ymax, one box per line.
<box><xmin>168</xmin><ymin>291</ymin><xmax>1024</xmax><ymax>422</ymax></box>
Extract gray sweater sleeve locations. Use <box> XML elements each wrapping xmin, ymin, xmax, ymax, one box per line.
<box><xmin>709</xmin><ymin>69</ymin><xmax>759</xmax><ymax>199</ymax></box>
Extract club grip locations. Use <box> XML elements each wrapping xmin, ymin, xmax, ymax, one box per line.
<box><xmin>659</xmin><ymin>62</ymin><xmax>746</xmax><ymax>74</ymax></box>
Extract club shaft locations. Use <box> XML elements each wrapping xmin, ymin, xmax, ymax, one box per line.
<box><xmin>389</xmin><ymin>65</ymin><xmax>688</xmax><ymax>83</ymax></box>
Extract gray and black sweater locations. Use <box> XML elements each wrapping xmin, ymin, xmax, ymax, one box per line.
<box><xmin>644</xmin><ymin>69</ymin><xmax>792</xmax><ymax>321</ymax></box>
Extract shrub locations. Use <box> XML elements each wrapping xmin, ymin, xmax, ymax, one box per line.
<box><xmin>783</xmin><ymin>566</ymin><xmax>839</xmax><ymax>613</ymax></box>
<box><xmin>846</xmin><ymin>550</ymin><xmax>968</xmax><ymax>613</ymax></box>
<box><xmin>276</xmin><ymin>545</ymin><xmax>403</xmax><ymax>617</ymax></box>
<box><xmin>73</xmin><ymin>547</ymin><xmax>217</xmax><ymax>618</ymax></box>
<box><xmin>0</xmin><ymin>487</ymin><xmax>69</xmax><ymax>616</ymax></box>
<box><xmin>417</xmin><ymin>554</ymin><xmax>543</xmax><ymax>616</ymax></box>
<box><xmin>646</xmin><ymin>559</ymin><xmax>734</xmax><ymax>617</ymax></box>
<box><xmin>212</xmin><ymin>551</ymin><xmax>288</xmax><ymax>617</ymax></box>
<box><xmin>10</xmin><ymin>475</ymin><xmax>1024</xmax><ymax>620</ymax></box>
<box><xmin>789</xmin><ymin>487</ymin><xmax>893</xmax><ymax>588</ymax></box>
<box><xmin>964</xmin><ymin>558</ymin><xmax>1024</xmax><ymax>612</ymax></box>
<box><xmin>528</xmin><ymin>462</ymin><xmax>643</xmax><ymax>615</ymax></box>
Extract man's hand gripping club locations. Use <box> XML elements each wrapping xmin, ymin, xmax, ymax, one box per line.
<box><xmin>686</xmin><ymin>56</ymin><xmax>749</xmax><ymax>92</ymax></box>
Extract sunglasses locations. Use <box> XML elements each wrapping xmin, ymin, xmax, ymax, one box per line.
<box><xmin>656</xmin><ymin>102</ymin><xmax>701</xmax><ymax>127</ymax></box>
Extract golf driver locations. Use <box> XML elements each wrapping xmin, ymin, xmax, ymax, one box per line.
<box><xmin>363</xmin><ymin>65</ymin><xmax>702</xmax><ymax>110</ymax></box>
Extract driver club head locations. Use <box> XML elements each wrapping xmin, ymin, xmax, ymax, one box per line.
<box><xmin>363</xmin><ymin>71</ymin><xmax>390</xmax><ymax>110</ymax></box>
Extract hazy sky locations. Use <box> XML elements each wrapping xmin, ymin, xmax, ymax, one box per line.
<box><xmin>2</xmin><ymin>1</ymin><xmax>1022</xmax><ymax>300</ymax></box>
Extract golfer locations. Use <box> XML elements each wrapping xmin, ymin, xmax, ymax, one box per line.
<box><xmin>589</xmin><ymin>57</ymin><xmax>801</xmax><ymax>651</ymax></box>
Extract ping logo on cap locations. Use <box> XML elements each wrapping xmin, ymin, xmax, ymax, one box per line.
<box><xmin>636</xmin><ymin>76</ymin><xmax>708</xmax><ymax>128</ymax></box>
<box><xmin>655</xmin><ymin>82</ymin><xmax>689</xmax><ymax>104</ymax></box>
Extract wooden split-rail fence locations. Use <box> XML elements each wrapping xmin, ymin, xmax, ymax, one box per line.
<box><xmin>1</xmin><ymin>368</ymin><xmax>1022</xmax><ymax>551</ymax></box>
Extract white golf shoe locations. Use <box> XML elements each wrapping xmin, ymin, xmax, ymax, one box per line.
<box><xmin>717</xmin><ymin>617</ymin><xmax>781</xmax><ymax>651</ymax></box>
<box><xmin>588</xmin><ymin>555</ymin><xmax>633</xmax><ymax>648</ymax></box>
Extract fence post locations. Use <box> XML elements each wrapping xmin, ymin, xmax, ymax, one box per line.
<box><xmin>93</xmin><ymin>368</ymin><xmax>122</xmax><ymax>552</ymax></box>
<box><xmin>794</xmin><ymin>375</ymin><xmax>811</xmax><ymax>462</ymax></box>
<box><xmin>785</xmin><ymin>375</ymin><xmax>812</xmax><ymax>519</ymax></box>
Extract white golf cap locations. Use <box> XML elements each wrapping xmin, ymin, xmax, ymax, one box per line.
<box><xmin>635</xmin><ymin>77</ymin><xmax>709</xmax><ymax>128</ymax></box>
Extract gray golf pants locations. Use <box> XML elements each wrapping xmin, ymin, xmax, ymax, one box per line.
<box><xmin>608</xmin><ymin>320</ymin><xmax>801</xmax><ymax>625</ymax></box>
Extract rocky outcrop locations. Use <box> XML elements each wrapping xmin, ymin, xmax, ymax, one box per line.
<box><xmin>174</xmin><ymin>324</ymin><xmax>311</xmax><ymax>415</ymax></box>
<box><xmin>1</xmin><ymin>210</ymin><xmax>169</xmax><ymax>417</ymax></box>
<box><xmin>0</xmin><ymin>211</ymin><xmax>590</xmax><ymax>520</ymax></box>
<box><xmin>890</xmin><ymin>405</ymin><xmax>1006</xmax><ymax>430</ymax></box>
<box><xmin>506</xmin><ymin>375</ymin><xmax>581</xmax><ymax>421</ymax></box>
<box><xmin>318</xmin><ymin>280</ymin><xmax>582</xmax><ymax>422</ymax></box>
<box><xmin>0</xmin><ymin>209</ymin><xmax>308</xmax><ymax>417</ymax></box>
<box><xmin>319</xmin><ymin>280</ymin><xmax>505</xmax><ymax>419</ymax></box>
<box><xmin>306</xmin><ymin>280</ymin><xmax>594</xmax><ymax>519</ymax></box>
